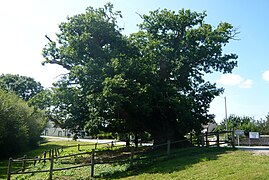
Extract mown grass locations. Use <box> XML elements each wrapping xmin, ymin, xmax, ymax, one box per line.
<box><xmin>2</xmin><ymin>140</ymin><xmax>269</xmax><ymax>180</ymax></box>
<box><xmin>114</xmin><ymin>148</ymin><xmax>269</xmax><ymax>180</ymax></box>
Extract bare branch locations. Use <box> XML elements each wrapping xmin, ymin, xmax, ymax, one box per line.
<box><xmin>135</xmin><ymin>12</ymin><xmax>143</xmax><ymax>19</ymax></box>
<box><xmin>45</xmin><ymin>35</ymin><xmax>53</xmax><ymax>43</ymax></box>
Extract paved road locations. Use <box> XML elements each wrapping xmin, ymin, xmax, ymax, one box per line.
<box><xmin>41</xmin><ymin>137</ymin><xmax>269</xmax><ymax>154</ymax></box>
<box><xmin>41</xmin><ymin>135</ymin><xmax>126</xmax><ymax>145</ymax></box>
<box><xmin>236</xmin><ymin>146</ymin><xmax>269</xmax><ymax>155</ymax></box>
<box><xmin>41</xmin><ymin>136</ymin><xmax>153</xmax><ymax>146</ymax></box>
<box><xmin>236</xmin><ymin>146</ymin><xmax>269</xmax><ymax>150</ymax></box>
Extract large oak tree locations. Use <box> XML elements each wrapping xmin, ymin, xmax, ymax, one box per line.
<box><xmin>42</xmin><ymin>4</ymin><xmax>238</xmax><ymax>144</ymax></box>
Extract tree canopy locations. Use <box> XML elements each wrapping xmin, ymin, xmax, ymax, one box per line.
<box><xmin>42</xmin><ymin>4</ymin><xmax>238</xmax><ymax>144</ymax></box>
<box><xmin>0</xmin><ymin>74</ymin><xmax>43</xmax><ymax>101</ymax></box>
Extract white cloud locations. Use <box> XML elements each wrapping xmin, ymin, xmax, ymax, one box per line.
<box><xmin>262</xmin><ymin>70</ymin><xmax>269</xmax><ymax>82</ymax></box>
<box><xmin>239</xmin><ymin>79</ymin><xmax>253</xmax><ymax>88</ymax></box>
<box><xmin>216</xmin><ymin>74</ymin><xmax>253</xmax><ymax>88</ymax></box>
<box><xmin>217</xmin><ymin>74</ymin><xmax>244</xmax><ymax>86</ymax></box>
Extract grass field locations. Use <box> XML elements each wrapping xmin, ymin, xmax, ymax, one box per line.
<box><xmin>119</xmin><ymin>148</ymin><xmax>269</xmax><ymax>180</ymax></box>
<box><xmin>1</xmin><ymin>140</ymin><xmax>269</xmax><ymax>179</ymax></box>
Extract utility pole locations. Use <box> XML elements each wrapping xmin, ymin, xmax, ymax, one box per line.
<box><xmin>224</xmin><ymin>96</ymin><xmax>229</xmax><ymax>142</ymax></box>
<box><xmin>224</xmin><ymin>96</ymin><xmax>228</xmax><ymax>131</ymax></box>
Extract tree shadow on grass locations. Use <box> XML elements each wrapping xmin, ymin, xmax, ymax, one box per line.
<box><xmin>0</xmin><ymin>160</ymin><xmax>9</xmax><ymax>179</ymax></box>
<box><xmin>95</xmin><ymin>147</ymin><xmax>236</xmax><ymax>179</ymax></box>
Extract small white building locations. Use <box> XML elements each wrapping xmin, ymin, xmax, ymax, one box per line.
<box><xmin>202</xmin><ymin>122</ymin><xmax>217</xmax><ymax>133</ymax></box>
<box><xmin>42</xmin><ymin>120</ymin><xmax>72</xmax><ymax>137</ymax></box>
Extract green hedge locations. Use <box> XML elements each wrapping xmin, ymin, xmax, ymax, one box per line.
<box><xmin>0</xmin><ymin>89</ymin><xmax>47</xmax><ymax>158</ymax></box>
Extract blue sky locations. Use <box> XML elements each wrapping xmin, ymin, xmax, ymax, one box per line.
<box><xmin>0</xmin><ymin>0</ymin><xmax>268</xmax><ymax>123</ymax></box>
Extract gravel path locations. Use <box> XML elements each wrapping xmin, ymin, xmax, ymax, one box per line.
<box><xmin>236</xmin><ymin>146</ymin><xmax>269</xmax><ymax>155</ymax></box>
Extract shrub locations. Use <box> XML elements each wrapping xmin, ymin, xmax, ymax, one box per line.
<box><xmin>0</xmin><ymin>89</ymin><xmax>47</xmax><ymax>158</ymax></box>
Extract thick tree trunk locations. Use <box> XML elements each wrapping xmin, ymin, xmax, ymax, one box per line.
<box><xmin>147</xmin><ymin>106</ymin><xmax>192</xmax><ymax>148</ymax></box>
<box><xmin>152</xmin><ymin>132</ymin><xmax>191</xmax><ymax>148</ymax></box>
<box><xmin>151</xmin><ymin>123</ymin><xmax>192</xmax><ymax>148</ymax></box>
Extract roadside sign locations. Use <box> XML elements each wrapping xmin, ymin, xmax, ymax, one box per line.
<box><xmin>235</xmin><ymin>130</ymin><xmax>245</xmax><ymax>146</ymax></box>
<box><xmin>249</xmin><ymin>132</ymin><xmax>259</xmax><ymax>139</ymax></box>
<box><xmin>235</xmin><ymin>130</ymin><xmax>244</xmax><ymax>136</ymax></box>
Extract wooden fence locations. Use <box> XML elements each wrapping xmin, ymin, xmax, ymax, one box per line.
<box><xmin>6</xmin><ymin>140</ymin><xmax>123</xmax><ymax>180</ymax></box>
<box><xmin>7</xmin><ymin>149</ymin><xmax>94</xmax><ymax>180</ymax></box>
<box><xmin>7</xmin><ymin>133</ymin><xmax>234</xmax><ymax>179</ymax></box>
<box><xmin>190</xmin><ymin>131</ymin><xmax>235</xmax><ymax>148</ymax></box>
<box><xmin>6</xmin><ymin>139</ymin><xmax>176</xmax><ymax>179</ymax></box>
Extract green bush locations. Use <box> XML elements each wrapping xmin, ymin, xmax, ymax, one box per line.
<box><xmin>97</xmin><ymin>132</ymin><xmax>116</xmax><ymax>139</ymax></box>
<box><xmin>0</xmin><ymin>89</ymin><xmax>47</xmax><ymax>158</ymax></box>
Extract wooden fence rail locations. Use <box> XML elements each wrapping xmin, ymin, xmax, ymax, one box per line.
<box><xmin>59</xmin><ymin>140</ymin><xmax>121</xmax><ymax>151</ymax></box>
<box><xmin>7</xmin><ymin>149</ymin><xmax>94</xmax><ymax>180</ymax></box>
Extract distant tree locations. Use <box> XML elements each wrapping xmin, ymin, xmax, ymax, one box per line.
<box><xmin>0</xmin><ymin>74</ymin><xmax>43</xmax><ymax>101</ymax></box>
<box><xmin>0</xmin><ymin>89</ymin><xmax>47</xmax><ymax>158</ymax></box>
<box><xmin>217</xmin><ymin>115</ymin><xmax>258</xmax><ymax>135</ymax></box>
<box><xmin>252</xmin><ymin>114</ymin><xmax>269</xmax><ymax>135</ymax></box>
<box><xmin>42</xmin><ymin>4</ymin><xmax>238</xmax><ymax>145</ymax></box>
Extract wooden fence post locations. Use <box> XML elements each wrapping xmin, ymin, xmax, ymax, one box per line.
<box><xmin>43</xmin><ymin>151</ymin><xmax>47</xmax><ymax>163</ymax></box>
<box><xmin>201</xmin><ymin>134</ymin><xmax>205</xmax><ymax>147</ymax></box>
<box><xmin>95</xmin><ymin>143</ymin><xmax>98</xmax><ymax>150</ymax></box>
<box><xmin>216</xmin><ymin>131</ymin><xmax>220</xmax><ymax>147</ymax></box>
<box><xmin>39</xmin><ymin>152</ymin><xmax>43</xmax><ymax>163</ymax></box>
<box><xmin>53</xmin><ymin>148</ymin><xmax>56</xmax><ymax>157</ymax></box>
<box><xmin>49</xmin><ymin>150</ymin><xmax>54</xmax><ymax>180</ymax></box>
<box><xmin>205</xmin><ymin>132</ymin><xmax>209</xmax><ymax>147</ymax></box>
<box><xmin>130</xmin><ymin>146</ymin><xmax>134</xmax><ymax>165</ymax></box>
<box><xmin>7</xmin><ymin>158</ymin><xmax>12</xmax><ymax>180</ymax></box>
<box><xmin>34</xmin><ymin>156</ymin><xmax>38</xmax><ymax>166</ymax></box>
<box><xmin>38</xmin><ymin>155</ymin><xmax>41</xmax><ymax>163</ymax></box>
<box><xmin>22</xmin><ymin>155</ymin><xmax>27</xmax><ymax>172</ymax></box>
<box><xmin>167</xmin><ymin>140</ymin><xmax>171</xmax><ymax>156</ymax></box>
<box><xmin>91</xmin><ymin>149</ymin><xmax>95</xmax><ymax>177</ymax></box>
<box><xmin>231</xmin><ymin>130</ymin><xmax>235</xmax><ymax>148</ymax></box>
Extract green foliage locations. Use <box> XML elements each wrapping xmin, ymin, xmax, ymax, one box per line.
<box><xmin>125</xmin><ymin>8</ymin><xmax>238</xmax><ymax>143</ymax></box>
<box><xmin>251</xmin><ymin>114</ymin><xmax>269</xmax><ymax>135</ymax></box>
<box><xmin>0</xmin><ymin>89</ymin><xmax>47</xmax><ymax>158</ymax></box>
<box><xmin>217</xmin><ymin>114</ymin><xmax>269</xmax><ymax>135</ymax></box>
<box><xmin>97</xmin><ymin>132</ymin><xmax>116</xmax><ymax>139</ymax></box>
<box><xmin>41</xmin><ymin>3</ymin><xmax>132</xmax><ymax>133</ymax></box>
<box><xmin>41</xmin><ymin>4</ymin><xmax>238</xmax><ymax>144</ymax></box>
<box><xmin>28</xmin><ymin>89</ymin><xmax>53</xmax><ymax>111</ymax></box>
<box><xmin>0</xmin><ymin>74</ymin><xmax>43</xmax><ymax>101</ymax></box>
<box><xmin>29</xmin><ymin>84</ymin><xmax>89</xmax><ymax>132</ymax></box>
